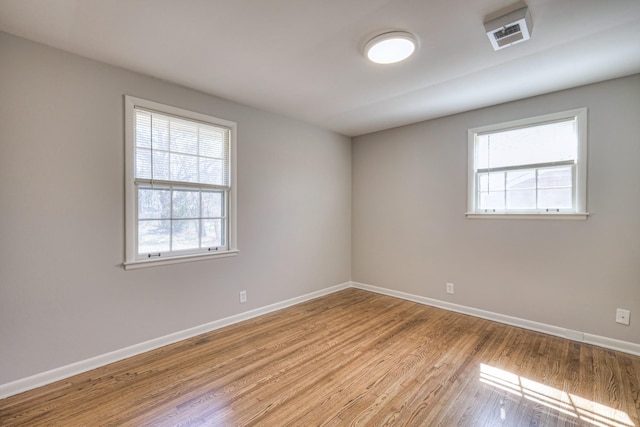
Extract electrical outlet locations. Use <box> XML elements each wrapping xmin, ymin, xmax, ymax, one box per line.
<box><xmin>616</xmin><ymin>308</ymin><xmax>630</xmax><ymax>325</ymax></box>
<box><xmin>239</xmin><ymin>290</ymin><xmax>247</xmax><ymax>304</ymax></box>
<box><xmin>446</xmin><ymin>283</ymin><xmax>454</xmax><ymax>294</ymax></box>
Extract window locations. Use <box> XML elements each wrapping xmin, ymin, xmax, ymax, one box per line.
<box><xmin>467</xmin><ymin>108</ymin><xmax>588</xmax><ymax>219</ymax></box>
<box><xmin>124</xmin><ymin>96</ymin><xmax>237</xmax><ymax>269</ymax></box>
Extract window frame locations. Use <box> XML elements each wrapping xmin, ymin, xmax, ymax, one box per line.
<box><xmin>124</xmin><ymin>95</ymin><xmax>238</xmax><ymax>270</ymax></box>
<box><xmin>466</xmin><ymin>108</ymin><xmax>588</xmax><ymax>220</ymax></box>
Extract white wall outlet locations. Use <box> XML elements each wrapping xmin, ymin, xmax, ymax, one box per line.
<box><xmin>446</xmin><ymin>282</ymin><xmax>454</xmax><ymax>294</ymax></box>
<box><xmin>616</xmin><ymin>308</ymin><xmax>630</xmax><ymax>325</ymax></box>
<box><xmin>239</xmin><ymin>290</ymin><xmax>247</xmax><ymax>304</ymax></box>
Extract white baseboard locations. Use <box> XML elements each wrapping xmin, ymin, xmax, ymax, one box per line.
<box><xmin>2</xmin><ymin>280</ymin><xmax>638</xmax><ymax>400</ymax></box>
<box><xmin>349</xmin><ymin>281</ymin><xmax>640</xmax><ymax>357</ymax></box>
<box><xmin>0</xmin><ymin>282</ymin><xmax>350</xmax><ymax>400</ymax></box>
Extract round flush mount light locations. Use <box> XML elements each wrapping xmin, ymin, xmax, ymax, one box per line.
<box><xmin>364</xmin><ymin>31</ymin><xmax>418</xmax><ymax>64</ymax></box>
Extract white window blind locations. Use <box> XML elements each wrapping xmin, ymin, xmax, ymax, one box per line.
<box><xmin>467</xmin><ymin>109</ymin><xmax>588</xmax><ymax>218</ymax></box>
<box><xmin>124</xmin><ymin>96</ymin><xmax>237</xmax><ymax>269</ymax></box>
<box><xmin>134</xmin><ymin>108</ymin><xmax>230</xmax><ymax>187</ymax></box>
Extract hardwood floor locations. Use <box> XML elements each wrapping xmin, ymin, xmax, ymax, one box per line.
<box><xmin>1</xmin><ymin>288</ymin><xmax>639</xmax><ymax>426</ymax></box>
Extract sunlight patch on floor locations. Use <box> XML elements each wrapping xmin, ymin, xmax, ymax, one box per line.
<box><xmin>480</xmin><ymin>364</ymin><xmax>634</xmax><ymax>427</ymax></box>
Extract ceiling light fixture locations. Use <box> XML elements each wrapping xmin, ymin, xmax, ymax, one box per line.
<box><xmin>364</xmin><ymin>31</ymin><xmax>417</xmax><ymax>64</ymax></box>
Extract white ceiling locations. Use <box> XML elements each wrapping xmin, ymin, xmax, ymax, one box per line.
<box><xmin>1</xmin><ymin>0</ymin><xmax>639</xmax><ymax>136</ymax></box>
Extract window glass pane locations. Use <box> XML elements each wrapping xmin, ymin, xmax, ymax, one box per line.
<box><xmin>479</xmin><ymin>192</ymin><xmax>505</xmax><ymax>210</ymax></box>
<box><xmin>172</xmin><ymin>219</ymin><xmax>200</xmax><ymax>250</ymax></box>
<box><xmin>136</xmin><ymin>148</ymin><xmax>151</xmax><ymax>179</ymax></box>
<box><xmin>172</xmin><ymin>190</ymin><xmax>200</xmax><ymax>219</ymax></box>
<box><xmin>478</xmin><ymin>172</ymin><xmax>506</xmax><ymax>192</ymax></box>
<box><xmin>138</xmin><ymin>188</ymin><xmax>171</xmax><ymax>219</ymax></box>
<box><xmin>477</xmin><ymin>119</ymin><xmax>576</xmax><ymax>169</ymax></box>
<box><xmin>170</xmin><ymin>153</ymin><xmax>199</xmax><ymax>183</ymax></box>
<box><xmin>200</xmin><ymin>158</ymin><xmax>225</xmax><ymax>186</ymax></box>
<box><xmin>202</xmin><ymin>219</ymin><xmax>224</xmax><ymax>248</ymax></box>
<box><xmin>202</xmin><ymin>191</ymin><xmax>223</xmax><ymax>218</ymax></box>
<box><xmin>538</xmin><ymin>166</ymin><xmax>572</xmax><ymax>189</ymax></box>
<box><xmin>170</xmin><ymin>119</ymin><xmax>198</xmax><ymax>155</ymax></box>
<box><xmin>135</xmin><ymin>112</ymin><xmax>151</xmax><ymax>149</ymax></box>
<box><xmin>151</xmin><ymin>116</ymin><xmax>170</xmax><ymax>151</ymax></box>
<box><xmin>138</xmin><ymin>220</ymin><xmax>170</xmax><ymax>253</ymax></box>
<box><xmin>506</xmin><ymin>170</ymin><xmax>535</xmax><ymax>190</ymax></box>
<box><xmin>538</xmin><ymin>188</ymin><xmax>572</xmax><ymax>209</ymax></box>
<box><xmin>506</xmin><ymin>190</ymin><xmax>536</xmax><ymax>210</ymax></box>
<box><xmin>200</xmin><ymin>127</ymin><xmax>225</xmax><ymax>158</ymax></box>
<box><xmin>152</xmin><ymin>150</ymin><xmax>170</xmax><ymax>180</ymax></box>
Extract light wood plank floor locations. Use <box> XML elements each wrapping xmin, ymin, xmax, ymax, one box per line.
<box><xmin>1</xmin><ymin>289</ymin><xmax>639</xmax><ymax>426</ymax></box>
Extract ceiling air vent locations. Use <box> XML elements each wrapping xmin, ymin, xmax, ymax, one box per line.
<box><xmin>484</xmin><ymin>5</ymin><xmax>533</xmax><ymax>51</ymax></box>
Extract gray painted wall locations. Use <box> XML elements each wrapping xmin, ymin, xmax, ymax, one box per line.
<box><xmin>352</xmin><ymin>74</ymin><xmax>640</xmax><ymax>345</ymax></box>
<box><xmin>1</xmin><ymin>29</ymin><xmax>638</xmax><ymax>388</ymax></box>
<box><xmin>0</xmin><ymin>32</ymin><xmax>352</xmax><ymax>384</ymax></box>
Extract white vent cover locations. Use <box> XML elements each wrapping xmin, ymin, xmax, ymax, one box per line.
<box><xmin>484</xmin><ymin>6</ymin><xmax>533</xmax><ymax>51</ymax></box>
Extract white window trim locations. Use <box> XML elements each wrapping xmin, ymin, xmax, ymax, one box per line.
<box><xmin>123</xmin><ymin>95</ymin><xmax>238</xmax><ymax>270</ymax></box>
<box><xmin>466</xmin><ymin>108</ymin><xmax>589</xmax><ymax>220</ymax></box>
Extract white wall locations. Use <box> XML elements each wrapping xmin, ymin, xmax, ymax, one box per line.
<box><xmin>0</xmin><ymin>32</ymin><xmax>352</xmax><ymax>384</ymax></box>
<box><xmin>352</xmin><ymin>74</ymin><xmax>640</xmax><ymax>345</ymax></box>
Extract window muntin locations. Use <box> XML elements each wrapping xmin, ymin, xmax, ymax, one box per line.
<box><xmin>477</xmin><ymin>164</ymin><xmax>574</xmax><ymax>212</ymax></box>
<box><xmin>125</xmin><ymin>96</ymin><xmax>237</xmax><ymax>268</ymax></box>
<box><xmin>468</xmin><ymin>109</ymin><xmax>587</xmax><ymax>217</ymax></box>
<box><xmin>137</xmin><ymin>186</ymin><xmax>226</xmax><ymax>255</ymax></box>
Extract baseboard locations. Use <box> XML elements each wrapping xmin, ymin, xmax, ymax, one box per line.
<box><xmin>0</xmin><ymin>282</ymin><xmax>351</xmax><ymax>400</ymax></box>
<box><xmin>349</xmin><ymin>281</ymin><xmax>640</xmax><ymax>357</ymax></box>
<box><xmin>3</xmin><ymin>280</ymin><xmax>638</xmax><ymax>400</ymax></box>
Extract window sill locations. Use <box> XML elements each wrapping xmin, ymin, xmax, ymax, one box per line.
<box><xmin>123</xmin><ymin>250</ymin><xmax>239</xmax><ymax>270</ymax></box>
<box><xmin>465</xmin><ymin>213</ymin><xmax>589</xmax><ymax>220</ymax></box>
